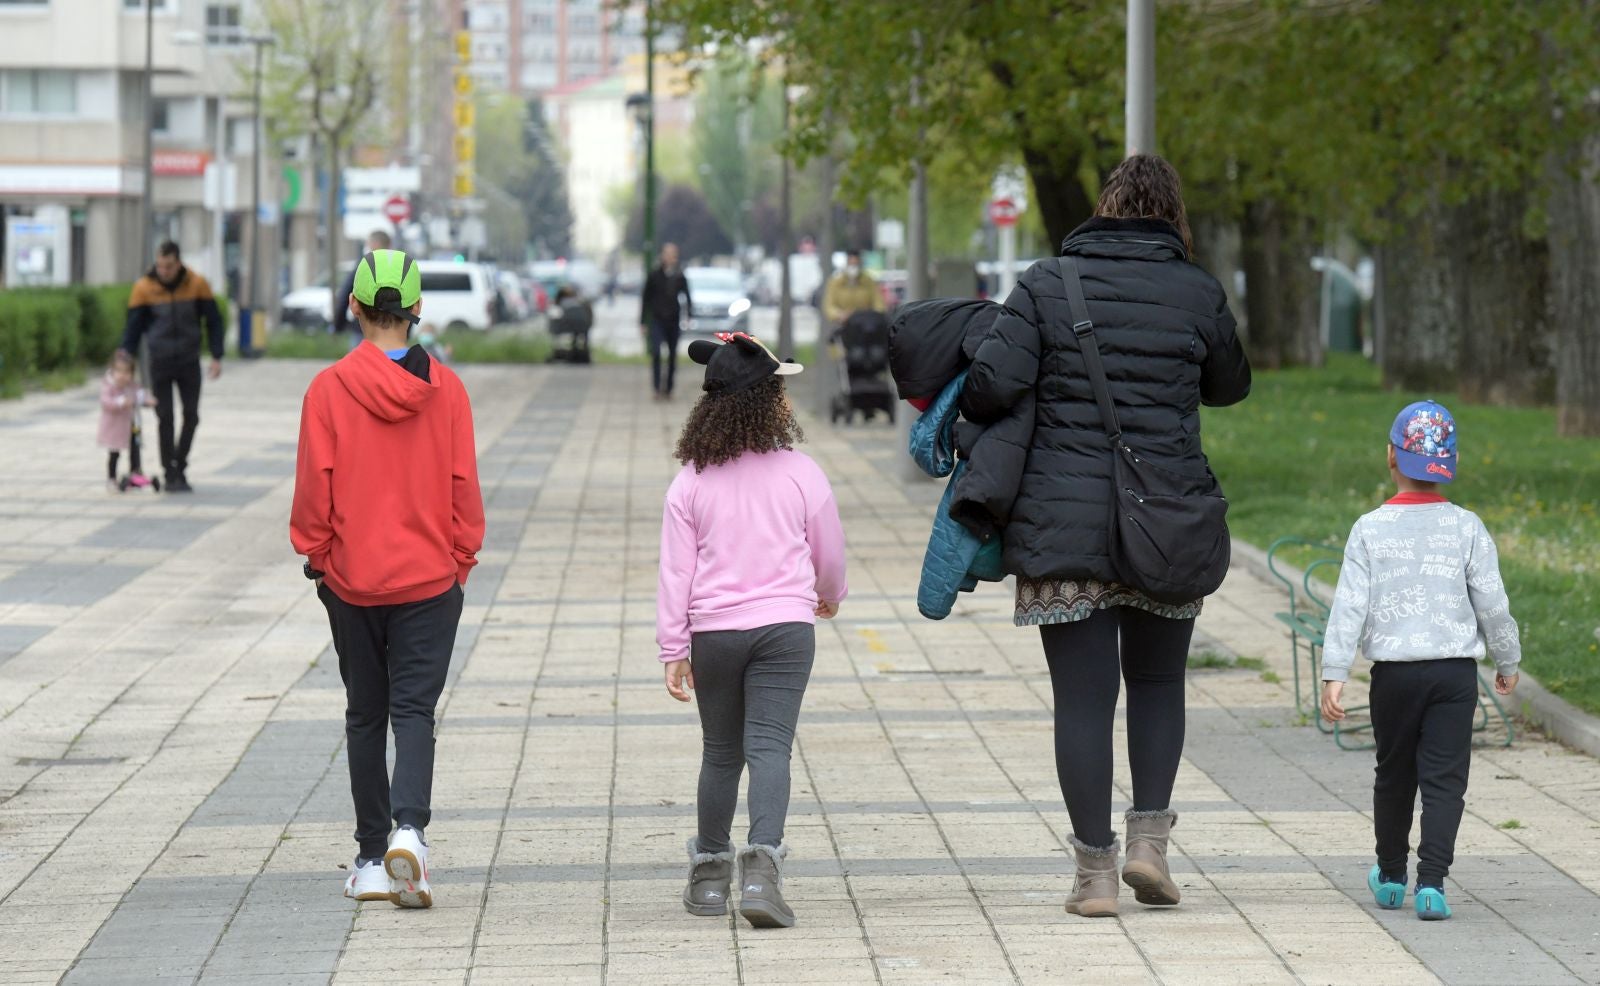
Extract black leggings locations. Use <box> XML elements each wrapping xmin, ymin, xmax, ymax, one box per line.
<box><xmin>1041</xmin><ymin>607</ymin><xmax>1195</xmax><ymax>848</ymax></box>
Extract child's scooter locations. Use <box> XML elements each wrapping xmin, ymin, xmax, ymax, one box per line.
<box><xmin>118</xmin><ymin>400</ymin><xmax>161</xmax><ymax>493</ymax></box>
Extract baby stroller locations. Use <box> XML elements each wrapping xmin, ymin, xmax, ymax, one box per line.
<box><xmin>829</xmin><ymin>309</ymin><xmax>896</xmax><ymax>425</ymax></box>
<box><xmin>547</xmin><ymin>288</ymin><xmax>593</xmax><ymax>364</ymax></box>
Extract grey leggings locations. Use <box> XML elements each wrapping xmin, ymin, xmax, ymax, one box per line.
<box><xmin>691</xmin><ymin>622</ymin><xmax>816</xmax><ymax>853</ymax></box>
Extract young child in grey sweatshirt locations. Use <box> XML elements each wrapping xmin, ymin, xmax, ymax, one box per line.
<box><xmin>1320</xmin><ymin>400</ymin><xmax>1520</xmax><ymax>922</ymax></box>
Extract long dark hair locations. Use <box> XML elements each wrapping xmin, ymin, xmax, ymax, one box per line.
<box><xmin>1096</xmin><ymin>154</ymin><xmax>1193</xmax><ymax>257</ymax></box>
<box><xmin>674</xmin><ymin>377</ymin><xmax>804</xmax><ymax>472</ymax></box>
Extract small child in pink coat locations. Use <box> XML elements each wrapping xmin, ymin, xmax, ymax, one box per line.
<box><xmin>98</xmin><ymin>351</ymin><xmax>155</xmax><ymax>492</ymax></box>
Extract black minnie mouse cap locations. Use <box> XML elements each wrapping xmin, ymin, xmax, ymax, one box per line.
<box><xmin>687</xmin><ymin>332</ymin><xmax>803</xmax><ymax>395</ymax></box>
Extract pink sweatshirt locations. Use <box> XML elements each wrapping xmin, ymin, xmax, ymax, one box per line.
<box><xmin>656</xmin><ymin>448</ymin><xmax>848</xmax><ymax>663</ymax></box>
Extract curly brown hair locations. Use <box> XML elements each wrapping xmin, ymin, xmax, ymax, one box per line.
<box><xmin>675</xmin><ymin>377</ymin><xmax>804</xmax><ymax>472</ymax></box>
<box><xmin>1096</xmin><ymin>154</ymin><xmax>1193</xmax><ymax>257</ymax></box>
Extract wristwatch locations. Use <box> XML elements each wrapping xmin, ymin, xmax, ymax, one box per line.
<box><xmin>303</xmin><ymin>561</ymin><xmax>324</xmax><ymax>581</ymax></box>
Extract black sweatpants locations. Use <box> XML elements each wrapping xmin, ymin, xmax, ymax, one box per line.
<box><xmin>1040</xmin><ymin>607</ymin><xmax>1195</xmax><ymax>848</ymax></box>
<box><xmin>1369</xmin><ymin>658</ymin><xmax>1477</xmax><ymax>888</ymax></box>
<box><xmin>319</xmin><ymin>582</ymin><xmax>464</xmax><ymax>860</ymax></box>
<box><xmin>648</xmin><ymin>318</ymin><xmax>681</xmax><ymax>395</ymax></box>
<box><xmin>149</xmin><ymin>359</ymin><xmax>202</xmax><ymax>479</ymax></box>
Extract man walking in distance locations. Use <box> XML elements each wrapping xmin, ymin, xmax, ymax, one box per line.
<box><xmin>641</xmin><ymin>242</ymin><xmax>692</xmax><ymax>401</ymax></box>
<box><xmin>122</xmin><ymin>240</ymin><xmax>224</xmax><ymax>494</ymax></box>
<box><xmin>291</xmin><ymin>248</ymin><xmax>485</xmax><ymax>908</ymax></box>
<box><xmin>333</xmin><ymin>230</ymin><xmax>392</xmax><ymax>346</ymax></box>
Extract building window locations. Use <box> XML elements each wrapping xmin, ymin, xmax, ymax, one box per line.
<box><xmin>205</xmin><ymin>2</ymin><xmax>240</xmax><ymax>43</ymax></box>
<box><xmin>0</xmin><ymin>1</ymin><xmax>51</xmax><ymax>7</ymax></box>
<box><xmin>1</xmin><ymin>69</ymin><xmax>76</xmax><ymax>115</ymax></box>
<box><xmin>151</xmin><ymin>97</ymin><xmax>170</xmax><ymax>133</ymax></box>
<box><xmin>123</xmin><ymin>0</ymin><xmax>174</xmax><ymax>10</ymax></box>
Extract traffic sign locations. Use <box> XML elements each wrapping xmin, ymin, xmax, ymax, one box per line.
<box><xmin>382</xmin><ymin>194</ymin><xmax>411</xmax><ymax>224</ymax></box>
<box><xmin>989</xmin><ymin>197</ymin><xmax>1019</xmax><ymax>228</ymax></box>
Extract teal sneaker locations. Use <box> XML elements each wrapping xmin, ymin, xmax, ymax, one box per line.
<box><xmin>1415</xmin><ymin>886</ymin><xmax>1452</xmax><ymax>920</ymax></box>
<box><xmin>1368</xmin><ymin>865</ymin><xmax>1406</xmax><ymax>910</ymax></box>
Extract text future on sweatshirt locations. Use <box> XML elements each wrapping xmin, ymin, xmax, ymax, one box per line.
<box><xmin>656</xmin><ymin>449</ymin><xmax>848</xmax><ymax>663</ymax></box>
<box><xmin>1321</xmin><ymin>500</ymin><xmax>1521</xmax><ymax>682</ymax></box>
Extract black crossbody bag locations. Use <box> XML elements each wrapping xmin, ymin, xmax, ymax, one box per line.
<box><xmin>1057</xmin><ymin>257</ymin><xmax>1231</xmax><ymax>603</ymax></box>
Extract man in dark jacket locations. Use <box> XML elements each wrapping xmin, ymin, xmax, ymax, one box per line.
<box><xmin>332</xmin><ymin>230</ymin><xmax>392</xmax><ymax>344</ymax></box>
<box><xmin>639</xmin><ymin>242</ymin><xmax>692</xmax><ymax>400</ymax></box>
<box><xmin>123</xmin><ymin>241</ymin><xmax>224</xmax><ymax>493</ymax></box>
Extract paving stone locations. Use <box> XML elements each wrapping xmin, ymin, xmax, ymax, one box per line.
<box><xmin>1</xmin><ymin>361</ymin><xmax>1596</xmax><ymax>985</ymax></box>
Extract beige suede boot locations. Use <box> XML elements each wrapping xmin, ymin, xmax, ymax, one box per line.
<box><xmin>1065</xmin><ymin>836</ymin><xmax>1120</xmax><ymax>918</ymax></box>
<box><xmin>1121</xmin><ymin>809</ymin><xmax>1181</xmax><ymax>906</ymax></box>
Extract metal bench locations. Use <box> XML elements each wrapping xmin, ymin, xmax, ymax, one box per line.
<box><xmin>1265</xmin><ymin>537</ymin><xmax>1514</xmax><ymax>751</ymax></box>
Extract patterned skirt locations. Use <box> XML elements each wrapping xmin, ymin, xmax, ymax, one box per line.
<box><xmin>1015</xmin><ymin>577</ymin><xmax>1203</xmax><ymax>627</ymax></box>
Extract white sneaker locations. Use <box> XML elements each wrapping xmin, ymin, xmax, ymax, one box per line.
<box><xmin>385</xmin><ymin>825</ymin><xmax>432</xmax><ymax>909</ymax></box>
<box><xmin>343</xmin><ymin>857</ymin><xmax>393</xmax><ymax>902</ymax></box>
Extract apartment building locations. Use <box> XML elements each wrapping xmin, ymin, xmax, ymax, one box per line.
<box><xmin>0</xmin><ymin>0</ymin><xmax>298</xmax><ymax>295</ymax></box>
<box><xmin>463</xmin><ymin>0</ymin><xmax>645</xmax><ymax>97</ymax></box>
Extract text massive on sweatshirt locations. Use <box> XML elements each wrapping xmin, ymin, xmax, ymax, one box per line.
<box><xmin>656</xmin><ymin>449</ymin><xmax>848</xmax><ymax>663</ymax></box>
<box><xmin>291</xmin><ymin>342</ymin><xmax>485</xmax><ymax>607</ymax></box>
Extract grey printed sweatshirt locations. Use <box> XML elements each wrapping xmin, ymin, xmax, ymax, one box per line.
<box><xmin>1320</xmin><ymin>498</ymin><xmax>1521</xmax><ymax>683</ymax></box>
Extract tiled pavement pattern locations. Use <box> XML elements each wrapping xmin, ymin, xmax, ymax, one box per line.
<box><xmin>1</xmin><ymin>361</ymin><xmax>1598</xmax><ymax>986</ymax></box>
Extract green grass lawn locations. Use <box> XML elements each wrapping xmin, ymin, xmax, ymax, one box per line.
<box><xmin>1203</xmin><ymin>354</ymin><xmax>1600</xmax><ymax>714</ymax></box>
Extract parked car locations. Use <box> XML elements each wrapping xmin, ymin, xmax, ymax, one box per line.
<box><xmin>529</xmin><ymin>258</ymin><xmax>604</xmax><ymax>303</ymax></box>
<box><xmin>683</xmin><ymin>266</ymin><xmax>752</xmax><ymax>337</ymax></box>
<box><xmin>280</xmin><ymin>277</ymin><xmax>333</xmax><ymax>331</ymax></box>
<box><xmin>494</xmin><ymin>269</ymin><xmax>532</xmax><ymax>323</ymax></box>
<box><xmin>416</xmin><ymin>261</ymin><xmax>496</xmax><ymax>332</ymax></box>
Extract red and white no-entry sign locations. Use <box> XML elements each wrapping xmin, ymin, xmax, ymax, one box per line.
<box><xmin>382</xmin><ymin>194</ymin><xmax>411</xmax><ymax>224</ymax></box>
<box><xmin>989</xmin><ymin>197</ymin><xmax>1019</xmax><ymax>227</ymax></box>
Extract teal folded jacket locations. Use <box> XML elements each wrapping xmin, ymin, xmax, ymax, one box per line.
<box><xmin>910</xmin><ymin>371</ymin><xmax>1005</xmax><ymax>620</ymax></box>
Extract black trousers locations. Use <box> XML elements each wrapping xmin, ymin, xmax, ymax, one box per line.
<box><xmin>1370</xmin><ymin>658</ymin><xmax>1477</xmax><ymax>887</ymax></box>
<box><xmin>149</xmin><ymin>360</ymin><xmax>202</xmax><ymax>478</ymax></box>
<box><xmin>319</xmin><ymin>582</ymin><xmax>464</xmax><ymax>860</ymax></box>
<box><xmin>1041</xmin><ymin>607</ymin><xmax>1195</xmax><ymax>848</ymax></box>
<box><xmin>648</xmin><ymin>318</ymin><xmax>681</xmax><ymax>395</ymax></box>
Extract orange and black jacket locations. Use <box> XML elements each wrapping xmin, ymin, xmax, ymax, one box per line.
<box><xmin>123</xmin><ymin>265</ymin><xmax>225</xmax><ymax>365</ymax></box>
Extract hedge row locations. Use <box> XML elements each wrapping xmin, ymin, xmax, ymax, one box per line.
<box><xmin>0</xmin><ymin>284</ymin><xmax>230</xmax><ymax>385</ymax></box>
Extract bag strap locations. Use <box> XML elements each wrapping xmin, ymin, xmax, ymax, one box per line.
<box><xmin>1056</xmin><ymin>257</ymin><xmax>1123</xmax><ymax>443</ymax></box>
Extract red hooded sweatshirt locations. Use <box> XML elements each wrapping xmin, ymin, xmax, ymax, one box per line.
<box><xmin>291</xmin><ymin>341</ymin><xmax>485</xmax><ymax>606</ymax></box>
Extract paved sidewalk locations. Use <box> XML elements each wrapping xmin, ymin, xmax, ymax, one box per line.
<box><xmin>1</xmin><ymin>361</ymin><xmax>1598</xmax><ymax>986</ymax></box>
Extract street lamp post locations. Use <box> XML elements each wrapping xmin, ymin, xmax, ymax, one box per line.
<box><xmin>1126</xmin><ymin>0</ymin><xmax>1156</xmax><ymax>156</ymax></box>
<box><xmin>139</xmin><ymin>0</ymin><xmax>155</xmax><ymax>266</ymax></box>
<box><xmin>776</xmin><ymin>79</ymin><xmax>793</xmax><ymax>361</ymax></box>
<box><xmin>241</xmin><ymin>33</ymin><xmax>275</xmax><ymax>358</ymax></box>
<box><xmin>643</xmin><ymin>1</ymin><xmax>656</xmax><ymax>268</ymax></box>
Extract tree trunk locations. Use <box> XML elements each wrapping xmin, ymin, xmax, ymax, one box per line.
<box><xmin>1239</xmin><ymin>198</ymin><xmax>1322</xmax><ymax>370</ymax></box>
<box><xmin>1455</xmin><ymin>189</ymin><xmax>1554</xmax><ymax>405</ymax></box>
<box><xmin>1550</xmin><ymin>128</ymin><xmax>1600</xmax><ymax>436</ymax></box>
<box><xmin>1375</xmin><ymin>197</ymin><xmax>1461</xmax><ymax>393</ymax></box>
<box><xmin>325</xmin><ymin>138</ymin><xmax>344</xmax><ymax>311</ymax></box>
<box><xmin>1021</xmin><ymin>143</ymin><xmax>1094</xmax><ymax>251</ymax></box>
<box><xmin>1191</xmin><ymin>211</ymin><xmax>1243</xmax><ymax>321</ymax></box>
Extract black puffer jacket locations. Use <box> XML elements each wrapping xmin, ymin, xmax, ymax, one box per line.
<box><xmin>959</xmin><ymin>216</ymin><xmax>1251</xmax><ymax>581</ymax></box>
<box><xmin>888</xmin><ymin>299</ymin><xmax>1034</xmax><ymax>539</ymax></box>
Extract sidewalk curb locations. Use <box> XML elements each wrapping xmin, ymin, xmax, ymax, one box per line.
<box><xmin>1231</xmin><ymin>538</ymin><xmax>1600</xmax><ymax>760</ymax></box>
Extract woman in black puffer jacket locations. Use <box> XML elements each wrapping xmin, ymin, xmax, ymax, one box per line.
<box><xmin>961</xmin><ymin>155</ymin><xmax>1251</xmax><ymax>918</ymax></box>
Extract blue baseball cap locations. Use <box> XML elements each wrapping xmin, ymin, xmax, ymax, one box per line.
<box><xmin>1390</xmin><ymin>400</ymin><xmax>1458</xmax><ymax>484</ymax></box>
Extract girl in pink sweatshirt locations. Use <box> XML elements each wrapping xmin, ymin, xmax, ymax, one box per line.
<box><xmin>658</xmin><ymin>332</ymin><xmax>847</xmax><ymax>931</ymax></box>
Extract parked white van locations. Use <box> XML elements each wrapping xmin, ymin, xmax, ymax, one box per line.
<box><xmin>417</xmin><ymin>261</ymin><xmax>496</xmax><ymax>332</ymax></box>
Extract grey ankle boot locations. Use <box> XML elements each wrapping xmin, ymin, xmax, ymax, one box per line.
<box><xmin>1122</xmin><ymin>809</ymin><xmax>1180</xmax><ymax>906</ymax></box>
<box><xmin>737</xmin><ymin>843</ymin><xmax>795</xmax><ymax>929</ymax></box>
<box><xmin>1065</xmin><ymin>836</ymin><xmax>1120</xmax><ymax>917</ymax></box>
<box><xmin>683</xmin><ymin>838</ymin><xmax>735</xmax><ymax>916</ymax></box>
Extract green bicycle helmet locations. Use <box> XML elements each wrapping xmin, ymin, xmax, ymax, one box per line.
<box><xmin>351</xmin><ymin>249</ymin><xmax>422</xmax><ymax>324</ymax></box>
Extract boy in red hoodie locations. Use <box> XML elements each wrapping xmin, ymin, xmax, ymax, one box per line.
<box><xmin>290</xmin><ymin>249</ymin><xmax>485</xmax><ymax>908</ymax></box>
